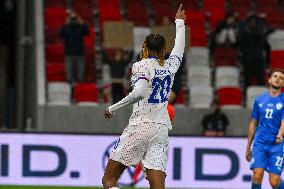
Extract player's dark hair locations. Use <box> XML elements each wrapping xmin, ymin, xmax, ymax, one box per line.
<box><xmin>269</xmin><ymin>68</ymin><xmax>284</xmax><ymax>77</ymax></box>
<box><xmin>140</xmin><ymin>34</ymin><xmax>166</xmax><ymax>66</ymax></box>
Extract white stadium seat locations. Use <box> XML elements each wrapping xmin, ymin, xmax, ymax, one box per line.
<box><xmin>189</xmin><ymin>86</ymin><xmax>213</xmax><ymax>108</ymax></box>
<box><xmin>48</xmin><ymin>82</ymin><xmax>71</xmax><ymax>105</ymax></box>
<box><xmin>187</xmin><ymin>66</ymin><xmax>211</xmax><ymax>87</ymax></box>
<box><xmin>268</xmin><ymin>30</ymin><xmax>284</xmax><ymax>50</ymax></box>
<box><xmin>133</xmin><ymin>26</ymin><xmax>151</xmax><ymax>55</ymax></box>
<box><xmin>246</xmin><ymin>86</ymin><xmax>267</xmax><ymax>109</ymax></box>
<box><xmin>215</xmin><ymin>66</ymin><xmax>239</xmax><ymax>89</ymax></box>
<box><xmin>186</xmin><ymin>47</ymin><xmax>209</xmax><ymax>66</ymax></box>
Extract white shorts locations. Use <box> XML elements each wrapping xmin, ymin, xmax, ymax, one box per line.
<box><xmin>110</xmin><ymin>122</ymin><xmax>169</xmax><ymax>173</ymax></box>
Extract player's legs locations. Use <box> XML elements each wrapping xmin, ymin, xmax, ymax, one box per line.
<box><xmin>102</xmin><ymin>159</ymin><xmax>127</xmax><ymax>189</ymax></box>
<box><xmin>252</xmin><ymin>168</ymin><xmax>265</xmax><ymax>187</ymax></box>
<box><xmin>145</xmin><ymin>169</ymin><xmax>166</xmax><ymax>189</ymax></box>
<box><xmin>269</xmin><ymin>172</ymin><xmax>284</xmax><ymax>189</ymax></box>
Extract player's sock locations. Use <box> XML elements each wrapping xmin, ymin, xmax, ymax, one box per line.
<box><xmin>251</xmin><ymin>183</ymin><xmax>261</xmax><ymax>189</ymax></box>
<box><xmin>109</xmin><ymin>187</ymin><xmax>119</xmax><ymax>189</ymax></box>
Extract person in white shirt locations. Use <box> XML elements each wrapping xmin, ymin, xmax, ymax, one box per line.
<box><xmin>102</xmin><ymin>4</ymin><xmax>186</xmax><ymax>189</ymax></box>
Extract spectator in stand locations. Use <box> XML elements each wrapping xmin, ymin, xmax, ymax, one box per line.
<box><xmin>237</xmin><ymin>14</ymin><xmax>266</xmax><ymax>89</ymax></box>
<box><xmin>102</xmin><ymin>49</ymin><xmax>133</xmax><ymax>104</ymax></box>
<box><xmin>215</xmin><ymin>13</ymin><xmax>238</xmax><ymax>47</ymax></box>
<box><xmin>60</xmin><ymin>12</ymin><xmax>89</xmax><ymax>85</ymax></box>
<box><xmin>201</xmin><ymin>100</ymin><xmax>229</xmax><ymax>137</ymax></box>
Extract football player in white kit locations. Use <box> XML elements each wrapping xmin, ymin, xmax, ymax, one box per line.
<box><xmin>102</xmin><ymin>4</ymin><xmax>186</xmax><ymax>189</ymax></box>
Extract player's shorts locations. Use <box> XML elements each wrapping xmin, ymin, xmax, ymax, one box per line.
<box><xmin>250</xmin><ymin>142</ymin><xmax>284</xmax><ymax>175</ymax></box>
<box><xmin>110</xmin><ymin>122</ymin><xmax>169</xmax><ymax>174</ymax></box>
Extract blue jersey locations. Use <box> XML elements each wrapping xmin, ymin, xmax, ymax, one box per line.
<box><xmin>252</xmin><ymin>92</ymin><xmax>284</xmax><ymax>144</ymax></box>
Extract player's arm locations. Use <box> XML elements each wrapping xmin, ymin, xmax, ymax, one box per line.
<box><xmin>276</xmin><ymin>120</ymin><xmax>284</xmax><ymax>144</ymax></box>
<box><xmin>245</xmin><ymin>119</ymin><xmax>258</xmax><ymax>161</ymax></box>
<box><xmin>104</xmin><ymin>78</ymin><xmax>148</xmax><ymax>118</ymax></box>
<box><xmin>170</xmin><ymin>4</ymin><xmax>186</xmax><ymax>61</ymax></box>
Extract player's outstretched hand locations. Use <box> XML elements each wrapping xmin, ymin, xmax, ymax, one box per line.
<box><xmin>276</xmin><ymin>134</ymin><xmax>283</xmax><ymax>144</ymax></box>
<box><xmin>175</xmin><ymin>4</ymin><xmax>186</xmax><ymax>21</ymax></box>
<box><xmin>104</xmin><ymin>108</ymin><xmax>113</xmax><ymax>119</ymax></box>
<box><xmin>245</xmin><ymin>148</ymin><xmax>251</xmax><ymax>162</ymax></box>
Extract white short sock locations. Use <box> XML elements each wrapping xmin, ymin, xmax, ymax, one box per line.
<box><xmin>109</xmin><ymin>187</ymin><xmax>119</xmax><ymax>189</ymax></box>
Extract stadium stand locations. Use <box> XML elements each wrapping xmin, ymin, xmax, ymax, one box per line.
<box><xmin>215</xmin><ymin>66</ymin><xmax>240</xmax><ymax>89</ymax></box>
<box><xmin>48</xmin><ymin>82</ymin><xmax>71</xmax><ymax>105</ymax></box>
<box><xmin>189</xmin><ymin>86</ymin><xmax>213</xmax><ymax>108</ymax></box>
<box><xmin>246</xmin><ymin>86</ymin><xmax>267</xmax><ymax>108</ymax></box>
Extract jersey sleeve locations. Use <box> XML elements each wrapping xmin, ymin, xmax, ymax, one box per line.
<box><xmin>251</xmin><ymin>99</ymin><xmax>260</xmax><ymax>121</ymax></box>
<box><xmin>131</xmin><ymin>61</ymin><xmax>150</xmax><ymax>87</ymax></box>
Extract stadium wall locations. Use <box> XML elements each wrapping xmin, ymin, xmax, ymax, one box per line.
<box><xmin>37</xmin><ymin>105</ymin><xmax>251</xmax><ymax>136</ymax></box>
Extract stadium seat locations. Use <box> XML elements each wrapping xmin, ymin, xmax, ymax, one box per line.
<box><xmin>44</xmin><ymin>7</ymin><xmax>67</xmax><ymax>30</ymax></box>
<box><xmin>246</xmin><ymin>86</ymin><xmax>267</xmax><ymax>108</ymax></box>
<box><xmin>98</xmin><ymin>0</ymin><xmax>122</xmax><ymax>25</ymax></box>
<box><xmin>185</xmin><ymin>9</ymin><xmax>205</xmax><ymax>28</ymax></box>
<box><xmin>187</xmin><ymin>66</ymin><xmax>211</xmax><ymax>87</ymax></box>
<box><xmin>190</xmin><ymin>27</ymin><xmax>207</xmax><ymax>47</ymax></box>
<box><xmin>217</xmin><ymin>87</ymin><xmax>242</xmax><ymax>107</ymax></box>
<box><xmin>151</xmin><ymin>0</ymin><xmax>175</xmax><ymax>25</ymax></box>
<box><xmin>74</xmin><ymin>83</ymin><xmax>98</xmax><ymax>105</ymax></box>
<box><xmin>268</xmin><ymin>30</ymin><xmax>284</xmax><ymax>50</ymax></box>
<box><xmin>125</xmin><ymin>0</ymin><xmax>149</xmax><ymax>26</ymax></box>
<box><xmin>133</xmin><ymin>26</ymin><xmax>151</xmax><ymax>55</ymax></box>
<box><xmin>203</xmin><ymin>0</ymin><xmax>225</xmax><ymax>10</ymax></box>
<box><xmin>213</xmin><ymin>47</ymin><xmax>237</xmax><ymax>66</ymax></box>
<box><xmin>48</xmin><ymin>82</ymin><xmax>71</xmax><ymax>105</ymax></box>
<box><xmin>215</xmin><ymin>66</ymin><xmax>239</xmax><ymax>89</ymax></box>
<box><xmin>72</xmin><ymin>0</ymin><xmax>94</xmax><ymax>26</ymax></box>
<box><xmin>47</xmin><ymin>63</ymin><xmax>66</xmax><ymax>82</ymax></box>
<box><xmin>177</xmin><ymin>0</ymin><xmax>199</xmax><ymax>10</ymax></box>
<box><xmin>189</xmin><ymin>86</ymin><xmax>213</xmax><ymax>108</ymax></box>
<box><xmin>186</xmin><ymin>47</ymin><xmax>209</xmax><ymax>66</ymax></box>
<box><xmin>270</xmin><ymin>50</ymin><xmax>284</xmax><ymax>69</ymax></box>
<box><xmin>84</xmin><ymin>26</ymin><xmax>95</xmax><ymax>48</ymax></box>
<box><xmin>46</xmin><ymin>43</ymin><xmax>65</xmax><ymax>63</ymax></box>
<box><xmin>207</xmin><ymin>8</ymin><xmax>226</xmax><ymax>31</ymax></box>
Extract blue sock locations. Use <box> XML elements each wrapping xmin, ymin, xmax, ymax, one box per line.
<box><xmin>276</xmin><ymin>181</ymin><xmax>284</xmax><ymax>189</ymax></box>
<box><xmin>252</xmin><ymin>183</ymin><xmax>261</xmax><ymax>189</ymax></box>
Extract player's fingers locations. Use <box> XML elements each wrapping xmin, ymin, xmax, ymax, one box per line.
<box><xmin>178</xmin><ymin>4</ymin><xmax>183</xmax><ymax>12</ymax></box>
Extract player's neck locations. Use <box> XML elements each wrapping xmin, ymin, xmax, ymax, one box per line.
<box><xmin>269</xmin><ymin>87</ymin><xmax>281</xmax><ymax>97</ymax></box>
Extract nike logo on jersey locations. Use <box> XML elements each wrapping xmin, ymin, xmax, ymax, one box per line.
<box><xmin>155</xmin><ymin>69</ymin><xmax>171</xmax><ymax>76</ymax></box>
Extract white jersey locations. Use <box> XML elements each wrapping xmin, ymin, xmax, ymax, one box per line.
<box><xmin>129</xmin><ymin>56</ymin><xmax>181</xmax><ymax>129</ymax></box>
<box><xmin>108</xmin><ymin>19</ymin><xmax>185</xmax><ymax>130</ymax></box>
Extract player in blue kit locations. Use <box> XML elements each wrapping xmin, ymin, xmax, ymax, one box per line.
<box><xmin>246</xmin><ymin>68</ymin><xmax>284</xmax><ymax>189</ymax></box>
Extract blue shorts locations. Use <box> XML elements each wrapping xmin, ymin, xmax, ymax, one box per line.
<box><xmin>250</xmin><ymin>142</ymin><xmax>284</xmax><ymax>175</ymax></box>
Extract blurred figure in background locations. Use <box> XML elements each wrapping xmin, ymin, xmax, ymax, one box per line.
<box><xmin>201</xmin><ymin>100</ymin><xmax>229</xmax><ymax>136</ymax></box>
<box><xmin>238</xmin><ymin>14</ymin><xmax>266</xmax><ymax>90</ymax></box>
<box><xmin>214</xmin><ymin>13</ymin><xmax>238</xmax><ymax>47</ymax></box>
<box><xmin>102</xmin><ymin>49</ymin><xmax>133</xmax><ymax>104</ymax></box>
<box><xmin>60</xmin><ymin>12</ymin><xmax>89</xmax><ymax>85</ymax></box>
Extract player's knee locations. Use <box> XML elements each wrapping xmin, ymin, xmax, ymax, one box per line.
<box><xmin>102</xmin><ymin>176</ymin><xmax>117</xmax><ymax>189</ymax></box>
<box><xmin>148</xmin><ymin>178</ymin><xmax>165</xmax><ymax>189</ymax></box>
<box><xmin>269</xmin><ymin>177</ymin><xmax>280</xmax><ymax>188</ymax></box>
<box><xmin>252</xmin><ymin>172</ymin><xmax>263</xmax><ymax>184</ymax></box>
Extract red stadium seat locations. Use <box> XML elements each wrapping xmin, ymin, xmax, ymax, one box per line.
<box><xmin>190</xmin><ymin>27</ymin><xmax>207</xmax><ymax>47</ymax></box>
<box><xmin>213</xmin><ymin>47</ymin><xmax>237</xmax><ymax>66</ymax></box>
<box><xmin>98</xmin><ymin>0</ymin><xmax>121</xmax><ymax>25</ymax></box>
<box><xmin>185</xmin><ymin>9</ymin><xmax>205</xmax><ymax>28</ymax></box>
<box><xmin>270</xmin><ymin>50</ymin><xmax>284</xmax><ymax>69</ymax></box>
<box><xmin>47</xmin><ymin>63</ymin><xmax>66</xmax><ymax>81</ymax></box>
<box><xmin>151</xmin><ymin>0</ymin><xmax>175</xmax><ymax>25</ymax></box>
<box><xmin>126</xmin><ymin>0</ymin><xmax>149</xmax><ymax>26</ymax></box>
<box><xmin>204</xmin><ymin>0</ymin><xmax>225</xmax><ymax>10</ymax></box>
<box><xmin>217</xmin><ymin>87</ymin><xmax>242</xmax><ymax>106</ymax></box>
<box><xmin>72</xmin><ymin>0</ymin><xmax>94</xmax><ymax>26</ymax></box>
<box><xmin>177</xmin><ymin>0</ymin><xmax>199</xmax><ymax>10</ymax></box>
<box><xmin>46</xmin><ymin>43</ymin><xmax>65</xmax><ymax>62</ymax></box>
<box><xmin>207</xmin><ymin>8</ymin><xmax>226</xmax><ymax>31</ymax></box>
<box><xmin>74</xmin><ymin>83</ymin><xmax>98</xmax><ymax>103</ymax></box>
<box><xmin>84</xmin><ymin>26</ymin><xmax>95</xmax><ymax>48</ymax></box>
<box><xmin>85</xmin><ymin>63</ymin><xmax>96</xmax><ymax>82</ymax></box>
<box><xmin>44</xmin><ymin>7</ymin><xmax>67</xmax><ymax>30</ymax></box>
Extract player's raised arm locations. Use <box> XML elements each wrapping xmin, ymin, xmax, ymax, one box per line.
<box><xmin>170</xmin><ymin>4</ymin><xmax>186</xmax><ymax>59</ymax></box>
